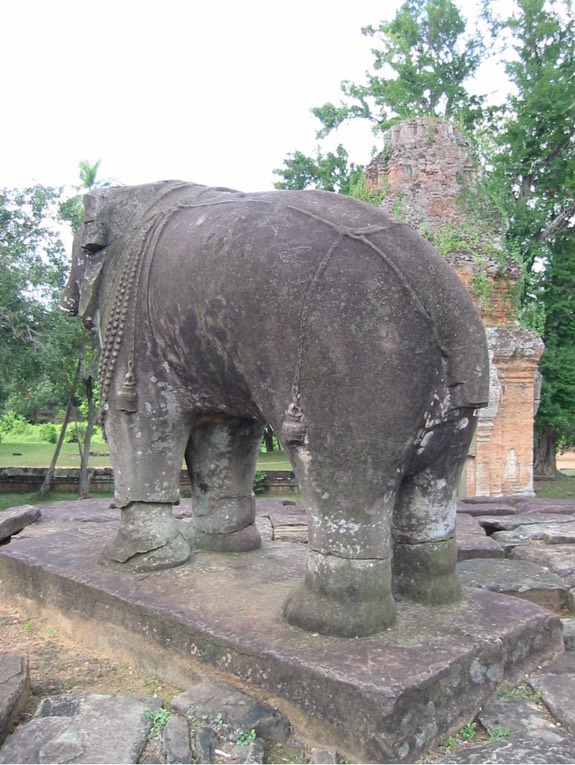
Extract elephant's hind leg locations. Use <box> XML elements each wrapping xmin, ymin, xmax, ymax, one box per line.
<box><xmin>282</xmin><ymin>446</ymin><xmax>399</xmax><ymax>637</ymax></box>
<box><xmin>185</xmin><ymin>417</ymin><xmax>265</xmax><ymax>552</ymax></box>
<box><xmin>392</xmin><ymin>407</ymin><xmax>478</xmax><ymax>604</ymax></box>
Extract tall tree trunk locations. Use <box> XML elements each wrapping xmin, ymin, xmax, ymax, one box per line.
<box><xmin>78</xmin><ymin>357</ymin><xmax>99</xmax><ymax>499</ymax></box>
<box><xmin>37</xmin><ymin>357</ymin><xmax>82</xmax><ymax>497</ymax></box>
<box><xmin>263</xmin><ymin>425</ymin><xmax>275</xmax><ymax>452</ymax></box>
<box><xmin>534</xmin><ymin>426</ymin><xmax>561</xmax><ymax>478</ymax></box>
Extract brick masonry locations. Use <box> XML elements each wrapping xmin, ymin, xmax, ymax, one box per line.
<box><xmin>365</xmin><ymin>117</ymin><xmax>543</xmax><ymax>497</ymax></box>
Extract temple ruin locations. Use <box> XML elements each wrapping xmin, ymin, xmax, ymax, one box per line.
<box><xmin>365</xmin><ymin>117</ymin><xmax>543</xmax><ymax>496</ymax></box>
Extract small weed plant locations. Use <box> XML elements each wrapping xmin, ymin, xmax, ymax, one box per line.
<box><xmin>236</xmin><ymin>728</ymin><xmax>257</xmax><ymax>746</ymax></box>
<box><xmin>145</xmin><ymin>707</ymin><xmax>170</xmax><ymax>739</ymax></box>
<box><xmin>142</xmin><ymin>676</ymin><xmax>160</xmax><ymax>693</ymax></box>
<box><xmin>490</xmin><ymin>727</ymin><xmax>510</xmax><ymax>741</ymax></box>
<box><xmin>459</xmin><ymin>722</ymin><xmax>477</xmax><ymax>741</ymax></box>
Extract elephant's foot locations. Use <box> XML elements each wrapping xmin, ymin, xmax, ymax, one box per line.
<box><xmin>393</xmin><ymin>536</ymin><xmax>461</xmax><ymax>604</ymax></box>
<box><xmin>101</xmin><ymin>502</ymin><xmax>191</xmax><ymax>573</ymax></box>
<box><xmin>185</xmin><ymin>522</ymin><xmax>261</xmax><ymax>553</ymax></box>
<box><xmin>283</xmin><ymin>551</ymin><xmax>396</xmax><ymax>637</ymax></box>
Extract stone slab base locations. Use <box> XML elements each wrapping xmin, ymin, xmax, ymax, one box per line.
<box><xmin>0</xmin><ymin>523</ymin><xmax>563</xmax><ymax>763</ymax></box>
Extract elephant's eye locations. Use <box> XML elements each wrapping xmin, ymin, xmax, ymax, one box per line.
<box><xmin>82</xmin><ymin>241</ymin><xmax>105</xmax><ymax>255</ymax></box>
<box><xmin>81</xmin><ymin>219</ymin><xmax>107</xmax><ymax>255</ymax></box>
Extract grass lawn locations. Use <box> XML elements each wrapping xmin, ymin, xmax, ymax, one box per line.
<box><xmin>0</xmin><ymin>443</ymin><xmax>292</xmax><ymax>471</ymax></box>
<box><xmin>534</xmin><ymin>472</ymin><xmax>575</xmax><ymax>499</ymax></box>
<box><xmin>1</xmin><ymin>442</ymin><xmax>573</xmax><ymax>513</ymax></box>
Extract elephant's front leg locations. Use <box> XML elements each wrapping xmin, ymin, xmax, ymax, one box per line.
<box><xmin>185</xmin><ymin>417</ymin><xmax>265</xmax><ymax>552</ymax></box>
<box><xmin>100</xmin><ymin>408</ymin><xmax>191</xmax><ymax>573</ymax></box>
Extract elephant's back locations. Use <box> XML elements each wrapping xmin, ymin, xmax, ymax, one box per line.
<box><xmin>148</xmin><ymin>189</ymin><xmax>488</xmax><ymax>418</ymax></box>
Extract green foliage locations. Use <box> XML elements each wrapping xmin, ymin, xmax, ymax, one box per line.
<box><xmin>312</xmin><ymin>0</ymin><xmax>485</xmax><ymax>138</ymax></box>
<box><xmin>459</xmin><ymin>722</ymin><xmax>477</xmax><ymax>741</ymax></box>
<box><xmin>37</xmin><ymin>423</ymin><xmax>58</xmax><ymax>444</ymax></box>
<box><xmin>253</xmin><ymin>470</ymin><xmax>267</xmax><ymax>495</ymax></box>
<box><xmin>236</xmin><ymin>728</ymin><xmax>257</xmax><ymax>746</ymax></box>
<box><xmin>440</xmin><ymin>736</ymin><xmax>456</xmax><ymax>749</ymax></box>
<box><xmin>273</xmin><ymin>145</ymin><xmax>364</xmax><ymax>193</ymax></box>
<box><xmin>144</xmin><ymin>707</ymin><xmax>170</xmax><ymax>740</ymax></box>
<box><xmin>490</xmin><ymin>727</ymin><xmax>510</xmax><ymax>741</ymax></box>
<box><xmin>487</xmin><ymin>0</ymin><xmax>575</xmax><ymax>272</ymax></box>
<box><xmin>59</xmin><ymin>159</ymin><xmax>113</xmax><ymax>233</ymax></box>
<box><xmin>482</xmin><ymin>0</ymin><xmax>575</xmax><ymax>464</ymax></box>
<box><xmin>0</xmin><ymin>181</ymin><xmax>99</xmax><ymax>424</ymax></box>
<box><xmin>348</xmin><ymin>175</ymin><xmax>386</xmax><ymax>206</ymax></box>
<box><xmin>0</xmin><ymin>185</ymin><xmax>77</xmax><ymax>419</ymax></box>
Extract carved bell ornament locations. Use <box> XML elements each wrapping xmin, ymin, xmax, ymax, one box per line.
<box><xmin>116</xmin><ymin>366</ymin><xmax>138</xmax><ymax>412</ymax></box>
<box><xmin>282</xmin><ymin>401</ymin><xmax>307</xmax><ymax>445</ymax></box>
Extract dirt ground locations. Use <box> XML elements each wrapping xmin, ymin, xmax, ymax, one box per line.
<box><xmin>0</xmin><ymin>603</ymin><xmax>311</xmax><ymax>764</ymax></box>
<box><xmin>0</xmin><ymin>602</ymin><xmax>186</xmax><ymax>763</ymax></box>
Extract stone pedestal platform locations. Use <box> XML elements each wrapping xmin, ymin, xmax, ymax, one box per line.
<box><xmin>0</xmin><ymin>513</ymin><xmax>562</xmax><ymax>763</ymax></box>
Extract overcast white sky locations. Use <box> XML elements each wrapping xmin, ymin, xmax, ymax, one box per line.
<box><xmin>1</xmin><ymin>0</ymin><xmax>501</xmax><ymax>194</ymax></box>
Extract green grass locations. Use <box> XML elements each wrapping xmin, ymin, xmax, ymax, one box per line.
<box><xmin>0</xmin><ymin>491</ymin><xmax>113</xmax><ymax>513</ymax></box>
<box><xmin>534</xmin><ymin>473</ymin><xmax>575</xmax><ymax>499</ymax></box>
<box><xmin>0</xmin><ymin>443</ymin><xmax>292</xmax><ymax>471</ymax></box>
<box><xmin>0</xmin><ymin>442</ymin><xmax>109</xmax><ymax>468</ymax></box>
<box><xmin>1</xmin><ymin>443</ymin><xmax>573</xmax><ymax>516</ymax></box>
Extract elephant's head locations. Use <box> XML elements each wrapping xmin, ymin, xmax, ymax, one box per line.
<box><xmin>60</xmin><ymin>180</ymin><xmax>191</xmax><ymax>333</ymax></box>
<box><xmin>60</xmin><ymin>190</ymin><xmax>109</xmax><ymax>330</ymax></box>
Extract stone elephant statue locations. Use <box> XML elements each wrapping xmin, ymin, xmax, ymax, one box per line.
<box><xmin>61</xmin><ymin>180</ymin><xmax>489</xmax><ymax>638</ymax></box>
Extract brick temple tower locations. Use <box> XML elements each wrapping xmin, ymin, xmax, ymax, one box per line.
<box><xmin>365</xmin><ymin>117</ymin><xmax>543</xmax><ymax>496</ymax></box>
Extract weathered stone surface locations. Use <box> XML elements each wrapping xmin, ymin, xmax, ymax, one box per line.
<box><xmin>438</xmin><ymin>731</ymin><xmax>575</xmax><ymax>763</ymax></box>
<box><xmin>456</xmin><ymin>558</ymin><xmax>572</xmax><ymax>610</ymax></box>
<box><xmin>0</xmin><ymin>718</ymin><xmax>70</xmax><ymax>764</ymax></box>
<box><xmin>0</xmin><ymin>514</ymin><xmax>564</xmax><ymax>764</ymax></box>
<box><xmin>512</xmin><ymin>498</ymin><xmax>575</xmax><ymax>515</ymax></box>
<box><xmin>230</xmin><ymin>738</ymin><xmax>265</xmax><ymax>764</ymax></box>
<box><xmin>13</xmin><ymin>498</ymin><xmax>118</xmax><ymax>539</ymax></box>
<box><xmin>309</xmin><ymin>747</ymin><xmax>338</xmax><ymax>764</ymax></box>
<box><xmin>0</xmin><ymin>692</ymin><xmax>161</xmax><ymax>763</ymax></box>
<box><xmin>256</xmin><ymin>499</ymin><xmax>308</xmax><ymax>543</ymax></box>
<box><xmin>0</xmin><ymin>653</ymin><xmax>29</xmax><ymax>746</ymax></box>
<box><xmin>561</xmin><ymin>618</ymin><xmax>575</xmax><ymax>650</ymax></box>
<box><xmin>476</xmin><ymin>513</ymin><xmax>575</xmax><ymax>532</ymax></box>
<box><xmin>491</xmin><ymin>523</ymin><xmax>575</xmax><ymax>554</ymax></box>
<box><xmin>529</xmin><ymin>674</ymin><xmax>575</xmax><ymax>735</ymax></box>
<box><xmin>62</xmin><ymin>180</ymin><xmax>490</xmax><ymax>635</ymax></box>
<box><xmin>0</xmin><ymin>505</ymin><xmax>41</xmax><ymax>542</ymax></box>
<box><xmin>455</xmin><ymin>514</ymin><xmax>505</xmax><ymax>561</ymax></box>
<box><xmin>540</xmin><ymin>652</ymin><xmax>575</xmax><ymax>673</ymax></box>
<box><xmin>511</xmin><ymin>543</ymin><xmax>575</xmax><ymax>587</ymax></box>
<box><xmin>477</xmin><ymin>693</ymin><xmax>553</xmax><ymax>736</ymax></box>
<box><xmin>162</xmin><ymin>712</ymin><xmax>192</xmax><ymax>764</ymax></box>
<box><xmin>195</xmin><ymin>726</ymin><xmax>218</xmax><ymax>764</ymax></box>
<box><xmin>172</xmin><ymin>682</ymin><xmax>290</xmax><ymax>743</ymax></box>
<box><xmin>457</xmin><ymin>501</ymin><xmax>517</xmax><ymax>517</ymax></box>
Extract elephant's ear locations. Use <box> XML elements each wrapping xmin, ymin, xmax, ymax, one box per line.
<box><xmin>81</xmin><ymin>191</ymin><xmax>108</xmax><ymax>254</ymax></box>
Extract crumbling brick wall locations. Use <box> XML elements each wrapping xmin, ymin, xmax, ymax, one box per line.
<box><xmin>366</xmin><ymin>117</ymin><xmax>542</xmax><ymax>496</ymax></box>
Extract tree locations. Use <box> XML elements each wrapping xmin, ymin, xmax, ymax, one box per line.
<box><xmin>274</xmin><ymin>0</ymin><xmax>485</xmax><ymax>190</ymax></box>
<box><xmin>59</xmin><ymin>159</ymin><xmax>112</xmax><ymax>232</ymax></box>
<box><xmin>52</xmin><ymin>160</ymin><xmax>108</xmax><ymax>496</ymax></box>
<box><xmin>313</xmin><ymin>0</ymin><xmax>485</xmax><ymax>138</ymax></box>
<box><xmin>533</xmin><ymin>231</ymin><xmax>575</xmax><ymax>475</ymax></box>
<box><xmin>485</xmin><ymin>0</ymin><xmax>575</xmax><ymax>473</ymax></box>
<box><xmin>273</xmin><ymin>145</ymin><xmax>364</xmax><ymax>193</ymax></box>
<box><xmin>0</xmin><ymin>185</ymin><xmax>75</xmax><ymax>419</ymax></box>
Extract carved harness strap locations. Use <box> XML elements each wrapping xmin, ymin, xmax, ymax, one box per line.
<box><xmin>98</xmin><ymin>187</ymin><xmax>448</xmax><ymax>445</ymax></box>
